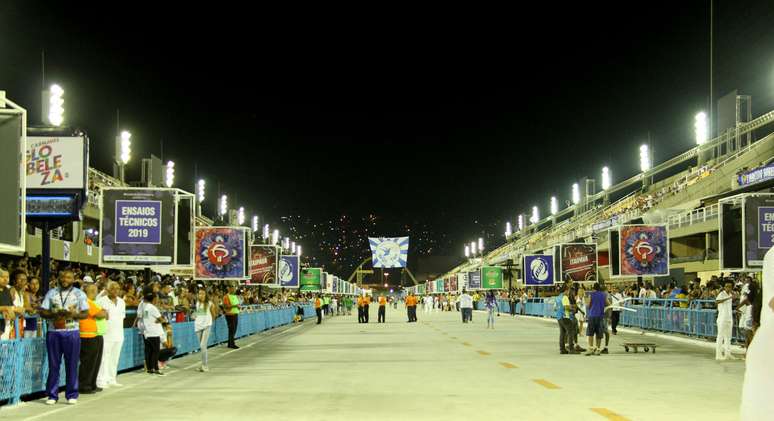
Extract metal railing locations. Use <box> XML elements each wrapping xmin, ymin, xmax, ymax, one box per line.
<box><xmin>667</xmin><ymin>203</ymin><xmax>719</xmax><ymax>229</ymax></box>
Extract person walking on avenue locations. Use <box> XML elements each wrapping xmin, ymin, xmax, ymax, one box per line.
<box><xmin>610</xmin><ymin>286</ymin><xmax>624</xmax><ymax>335</ymax></box>
<box><xmin>356</xmin><ymin>295</ymin><xmax>364</xmax><ymax>323</ymax></box>
<box><xmin>557</xmin><ymin>284</ymin><xmax>577</xmax><ymax>354</ymax></box>
<box><xmin>459</xmin><ymin>290</ymin><xmax>473</xmax><ymax>323</ymax></box>
<box><xmin>485</xmin><ymin>290</ymin><xmax>497</xmax><ymax>329</ymax></box>
<box><xmin>363</xmin><ymin>295</ymin><xmax>371</xmax><ymax>323</ymax></box>
<box><xmin>715</xmin><ymin>280</ymin><xmax>736</xmax><ymax>360</ymax></box>
<box><xmin>193</xmin><ymin>288</ymin><xmax>218</xmax><ymax>372</ymax></box>
<box><xmin>223</xmin><ymin>283</ymin><xmax>240</xmax><ymax>349</ymax></box>
<box><xmin>406</xmin><ymin>292</ymin><xmax>417</xmax><ymax>322</ymax></box>
<box><xmin>315</xmin><ymin>294</ymin><xmax>323</xmax><ymax>324</ymax></box>
<box><xmin>378</xmin><ymin>294</ymin><xmax>387</xmax><ymax>323</ymax></box>
<box><xmin>39</xmin><ymin>269</ymin><xmax>90</xmax><ymax>405</ymax></box>
<box><xmin>96</xmin><ymin>281</ymin><xmax>126</xmax><ymax>389</ymax></box>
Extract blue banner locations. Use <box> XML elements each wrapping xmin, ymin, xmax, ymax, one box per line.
<box><xmin>467</xmin><ymin>271</ymin><xmax>481</xmax><ymax>289</ymax></box>
<box><xmin>369</xmin><ymin>237</ymin><xmax>409</xmax><ymax>268</ymax></box>
<box><xmin>758</xmin><ymin>207</ymin><xmax>774</xmax><ymax>249</ymax></box>
<box><xmin>278</xmin><ymin>255</ymin><xmax>300</xmax><ymax>288</ymax></box>
<box><xmin>738</xmin><ymin>163</ymin><xmax>774</xmax><ymax>188</ymax></box>
<box><xmin>115</xmin><ymin>200</ymin><xmax>162</xmax><ymax>244</ymax></box>
<box><xmin>524</xmin><ymin>254</ymin><xmax>555</xmax><ymax>286</ymax></box>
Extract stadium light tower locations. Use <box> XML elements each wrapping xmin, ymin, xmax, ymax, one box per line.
<box><xmin>640</xmin><ymin>144</ymin><xmax>651</xmax><ymax>172</ymax></box>
<box><xmin>197</xmin><ymin>179</ymin><xmax>205</xmax><ymax>203</ymax></box>
<box><xmin>219</xmin><ymin>195</ymin><xmax>228</xmax><ymax>218</ymax></box>
<box><xmin>550</xmin><ymin>196</ymin><xmax>558</xmax><ymax>216</ymax></box>
<box><xmin>571</xmin><ymin>183</ymin><xmax>580</xmax><ymax>205</ymax></box>
<box><xmin>263</xmin><ymin>224</ymin><xmax>270</xmax><ymax>242</ymax></box>
<box><xmin>296</xmin><ymin>245</ymin><xmax>302</xmax><ymax>257</ymax></box>
<box><xmin>478</xmin><ymin>237</ymin><xmax>484</xmax><ymax>253</ymax></box>
<box><xmin>601</xmin><ymin>166</ymin><xmax>611</xmax><ymax>190</ymax></box>
<box><xmin>164</xmin><ymin>161</ymin><xmax>175</xmax><ymax>187</ymax></box>
<box><xmin>291</xmin><ymin>241</ymin><xmax>296</xmax><ymax>254</ymax></box>
<box><xmin>518</xmin><ymin>214</ymin><xmax>524</xmax><ymax>231</ymax></box>
<box><xmin>115</xmin><ymin>130</ymin><xmax>132</xmax><ymax>182</ymax></box>
<box><xmin>465</xmin><ymin>245</ymin><xmax>470</xmax><ymax>258</ymax></box>
<box><xmin>470</xmin><ymin>241</ymin><xmax>477</xmax><ymax>255</ymax></box>
<box><xmin>530</xmin><ymin>206</ymin><xmax>539</xmax><ymax>224</ymax></box>
<box><xmin>252</xmin><ymin>215</ymin><xmax>258</xmax><ymax>232</ymax></box>
<box><xmin>505</xmin><ymin>222</ymin><xmax>512</xmax><ymax>237</ymax></box>
<box><xmin>694</xmin><ymin>111</ymin><xmax>708</xmax><ymax>145</ymax></box>
<box><xmin>272</xmin><ymin>229</ymin><xmax>280</xmax><ymax>246</ymax></box>
<box><xmin>46</xmin><ymin>84</ymin><xmax>64</xmax><ymax>126</ymax></box>
<box><xmin>237</xmin><ymin>207</ymin><xmax>245</xmax><ymax>225</ymax></box>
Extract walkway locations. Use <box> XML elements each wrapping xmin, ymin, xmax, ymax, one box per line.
<box><xmin>4</xmin><ymin>306</ymin><xmax>745</xmax><ymax>421</ymax></box>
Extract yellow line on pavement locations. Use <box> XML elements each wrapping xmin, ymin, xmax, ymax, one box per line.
<box><xmin>533</xmin><ymin>379</ymin><xmax>560</xmax><ymax>389</ymax></box>
<box><xmin>590</xmin><ymin>408</ymin><xmax>630</xmax><ymax>421</ymax></box>
<box><xmin>499</xmin><ymin>362</ymin><xmax>518</xmax><ymax>369</ymax></box>
<box><xmin>462</xmin><ymin>342</ymin><xmax>472</xmax><ymax>346</ymax></box>
<box><xmin>476</xmin><ymin>350</ymin><xmax>491</xmax><ymax>356</ymax></box>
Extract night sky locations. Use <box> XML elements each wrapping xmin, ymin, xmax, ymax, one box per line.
<box><xmin>2</xmin><ymin>2</ymin><xmax>773</xmax><ymax>276</ymax></box>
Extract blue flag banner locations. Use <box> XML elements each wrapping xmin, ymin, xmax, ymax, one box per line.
<box><xmin>278</xmin><ymin>255</ymin><xmax>300</xmax><ymax>288</ymax></box>
<box><xmin>524</xmin><ymin>254</ymin><xmax>555</xmax><ymax>286</ymax></box>
<box><xmin>369</xmin><ymin>236</ymin><xmax>409</xmax><ymax>268</ymax></box>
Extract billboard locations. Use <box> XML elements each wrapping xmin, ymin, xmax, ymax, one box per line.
<box><xmin>101</xmin><ymin>188</ymin><xmax>176</xmax><ymax>265</ymax></box>
<box><xmin>523</xmin><ymin>255</ymin><xmax>555</xmax><ymax>286</ymax></box>
<box><xmin>26</xmin><ymin>136</ymin><xmax>86</xmax><ymax>189</ymax></box>
<box><xmin>449</xmin><ymin>274</ymin><xmax>458</xmax><ymax>292</ymax></box>
<box><xmin>435</xmin><ymin>279</ymin><xmax>444</xmax><ymax>293</ymax></box>
<box><xmin>0</xmin><ymin>103</ymin><xmax>25</xmax><ymax>252</ymax></box>
<box><xmin>560</xmin><ymin>243</ymin><xmax>597</xmax><ymax>282</ymax></box>
<box><xmin>619</xmin><ymin>225</ymin><xmax>669</xmax><ymax>277</ymax></box>
<box><xmin>467</xmin><ymin>271</ymin><xmax>482</xmax><ymax>289</ymax></box>
<box><xmin>279</xmin><ymin>255</ymin><xmax>300</xmax><ymax>288</ymax></box>
<box><xmin>369</xmin><ymin>236</ymin><xmax>409</xmax><ymax>268</ymax></box>
<box><xmin>249</xmin><ymin>245</ymin><xmax>279</xmax><ymax>284</ymax></box>
<box><xmin>481</xmin><ymin>266</ymin><xmax>504</xmax><ymax>289</ymax></box>
<box><xmin>746</xmin><ymin>195</ymin><xmax>774</xmax><ymax>267</ymax></box>
<box><xmin>443</xmin><ymin>278</ymin><xmax>450</xmax><ymax>292</ymax></box>
<box><xmin>300</xmin><ymin>268</ymin><xmax>322</xmax><ymax>291</ymax></box>
<box><xmin>194</xmin><ymin>227</ymin><xmax>248</xmax><ymax>279</ymax></box>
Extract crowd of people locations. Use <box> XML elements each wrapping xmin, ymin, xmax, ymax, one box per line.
<box><xmin>0</xmin><ymin>253</ymin><xmax>316</xmax><ymax>405</ymax></box>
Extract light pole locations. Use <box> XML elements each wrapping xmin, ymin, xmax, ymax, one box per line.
<box><xmin>164</xmin><ymin>161</ymin><xmax>175</xmax><ymax>187</ymax></box>
<box><xmin>116</xmin><ymin>130</ymin><xmax>131</xmax><ymax>183</ymax></box>
<box><xmin>640</xmin><ymin>144</ymin><xmax>652</xmax><ymax>188</ymax></box>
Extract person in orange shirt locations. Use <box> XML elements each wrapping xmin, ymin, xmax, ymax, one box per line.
<box><xmin>406</xmin><ymin>292</ymin><xmax>418</xmax><ymax>323</ymax></box>
<box><xmin>377</xmin><ymin>294</ymin><xmax>387</xmax><ymax>323</ymax></box>
<box><xmin>357</xmin><ymin>296</ymin><xmax>364</xmax><ymax>323</ymax></box>
<box><xmin>314</xmin><ymin>294</ymin><xmax>322</xmax><ymax>325</ymax></box>
<box><xmin>79</xmin><ymin>283</ymin><xmax>107</xmax><ymax>394</ymax></box>
<box><xmin>363</xmin><ymin>295</ymin><xmax>371</xmax><ymax>323</ymax></box>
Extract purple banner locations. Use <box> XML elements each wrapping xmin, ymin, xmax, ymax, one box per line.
<box><xmin>115</xmin><ymin>200</ymin><xmax>162</xmax><ymax>244</ymax></box>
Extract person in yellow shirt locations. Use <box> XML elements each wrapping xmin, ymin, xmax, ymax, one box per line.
<box><xmin>378</xmin><ymin>294</ymin><xmax>387</xmax><ymax>323</ymax></box>
<box><xmin>314</xmin><ymin>294</ymin><xmax>322</xmax><ymax>325</ymax></box>
<box><xmin>363</xmin><ymin>295</ymin><xmax>371</xmax><ymax>323</ymax></box>
<box><xmin>79</xmin><ymin>283</ymin><xmax>107</xmax><ymax>394</ymax></box>
<box><xmin>357</xmin><ymin>296</ymin><xmax>364</xmax><ymax>323</ymax></box>
<box><xmin>406</xmin><ymin>292</ymin><xmax>418</xmax><ymax>323</ymax></box>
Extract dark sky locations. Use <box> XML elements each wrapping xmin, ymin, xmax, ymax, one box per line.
<box><xmin>2</xmin><ymin>2</ymin><xmax>774</xmax><ymax>267</ymax></box>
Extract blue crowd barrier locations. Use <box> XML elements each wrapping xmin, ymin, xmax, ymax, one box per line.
<box><xmin>1</xmin><ymin>304</ymin><xmax>314</xmax><ymax>406</ymax></box>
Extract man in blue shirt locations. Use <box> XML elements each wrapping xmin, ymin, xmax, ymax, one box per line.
<box><xmin>585</xmin><ymin>282</ymin><xmax>609</xmax><ymax>356</ymax></box>
<box><xmin>39</xmin><ymin>269</ymin><xmax>90</xmax><ymax>405</ymax></box>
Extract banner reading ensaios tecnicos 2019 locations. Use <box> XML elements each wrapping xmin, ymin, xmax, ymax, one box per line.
<box><xmin>194</xmin><ymin>227</ymin><xmax>248</xmax><ymax>280</ymax></box>
<box><xmin>560</xmin><ymin>243</ymin><xmax>597</xmax><ymax>282</ymax></box>
<box><xmin>278</xmin><ymin>255</ymin><xmax>300</xmax><ymax>288</ymax></box>
<box><xmin>619</xmin><ymin>225</ymin><xmax>669</xmax><ymax>276</ymax></box>
<box><xmin>369</xmin><ymin>237</ymin><xmax>409</xmax><ymax>268</ymax></box>
<box><xmin>523</xmin><ymin>255</ymin><xmax>555</xmax><ymax>286</ymax></box>
<box><xmin>249</xmin><ymin>245</ymin><xmax>279</xmax><ymax>284</ymax></box>
<box><xmin>101</xmin><ymin>189</ymin><xmax>175</xmax><ymax>265</ymax></box>
<box><xmin>26</xmin><ymin>136</ymin><xmax>87</xmax><ymax>189</ymax></box>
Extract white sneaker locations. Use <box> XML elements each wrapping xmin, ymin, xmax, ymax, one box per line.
<box><xmin>199</xmin><ymin>366</ymin><xmax>209</xmax><ymax>372</ymax></box>
<box><xmin>67</xmin><ymin>399</ymin><xmax>77</xmax><ymax>405</ymax></box>
<box><xmin>45</xmin><ymin>399</ymin><xmax>57</xmax><ymax>405</ymax></box>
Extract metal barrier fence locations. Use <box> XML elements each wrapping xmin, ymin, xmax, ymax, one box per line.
<box><xmin>0</xmin><ymin>304</ymin><xmax>315</xmax><ymax>406</ymax></box>
<box><xmin>483</xmin><ymin>297</ymin><xmax>744</xmax><ymax>341</ymax></box>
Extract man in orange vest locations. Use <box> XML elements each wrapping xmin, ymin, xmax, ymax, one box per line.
<box><xmin>377</xmin><ymin>294</ymin><xmax>387</xmax><ymax>323</ymax></box>
<box><xmin>356</xmin><ymin>296</ymin><xmax>364</xmax><ymax>323</ymax></box>
<box><xmin>314</xmin><ymin>294</ymin><xmax>322</xmax><ymax>324</ymax></box>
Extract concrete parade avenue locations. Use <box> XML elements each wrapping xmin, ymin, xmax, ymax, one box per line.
<box><xmin>4</xmin><ymin>306</ymin><xmax>744</xmax><ymax>421</ymax></box>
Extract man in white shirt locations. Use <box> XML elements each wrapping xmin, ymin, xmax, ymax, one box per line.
<box><xmin>610</xmin><ymin>287</ymin><xmax>625</xmax><ymax>334</ymax></box>
<box><xmin>96</xmin><ymin>281</ymin><xmax>126</xmax><ymax>388</ymax></box>
<box><xmin>715</xmin><ymin>280</ymin><xmax>735</xmax><ymax>361</ymax></box>
<box><xmin>424</xmin><ymin>295</ymin><xmax>433</xmax><ymax>314</ymax></box>
<box><xmin>459</xmin><ymin>290</ymin><xmax>474</xmax><ymax>323</ymax></box>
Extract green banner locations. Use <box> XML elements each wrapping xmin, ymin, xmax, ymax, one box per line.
<box><xmin>418</xmin><ymin>284</ymin><xmax>426</xmax><ymax>295</ymax></box>
<box><xmin>435</xmin><ymin>279</ymin><xmax>444</xmax><ymax>293</ymax></box>
<box><xmin>300</xmin><ymin>267</ymin><xmax>322</xmax><ymax>291</ymax></box>
<box><xmin>481</xmin><ymin>266</ymin><xmax>504</xmax><ymax>289</ymax></box>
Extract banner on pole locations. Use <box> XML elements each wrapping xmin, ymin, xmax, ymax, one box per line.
<box><xmin>101</xmin><ymin>189</ymin><xmax>175</xmax><ymax>265</ymax></box>
<box><xmin>560</xmin><ymin>243</ymin><xmax>597</xmax><ymax>282</ymax></box>
<box><xmin>369</xmin><ymin>236</ymin><xmax>409</xmax><ymax>268</ymax></box>
<box><xmin>279</xmin><ymin>255</ymin><xmax>300</xmax><ymax>288</ymax></box>
<box><xmin>523</xmin><ymin>255</ymin><xmax>555</xmax><ymax>286</ymax></box>
<box><xmin>194</xmin><ymin>227</ymin><xmax>248</xmax><ymax>280</ymax></box>
<box><xmin>26</xmin><ymin>136</ymin><xmax>86</xmax><ymax>189</ymax></box>
<box><xmin>619</xmin><ymin>225</ymin><xmax>669</xmax><ymax>276</ymax></box>
<box><xmin>300</xmin><ymin>268</ymin><xmax>322</xmax><ymax>291</ymax></box>
<box><xmin>467</xmin><ymin>271</ymin><xmax>482</xmax><ymax>289</ymax></box>
<box><xmin>249</xmin><ymin>245</ymin><xmax>279</xmax><ymax>285</ymax></box>
<box><xmin>481</xmin><ymin>266</ymin><xmax>504</xmax><ymax>289</ymax></box>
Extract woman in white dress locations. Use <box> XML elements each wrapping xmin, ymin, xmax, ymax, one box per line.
<box><xmin>193</xmin><ymin>288</ymin><xmax>219</xmax><ymax>372</ymax></box>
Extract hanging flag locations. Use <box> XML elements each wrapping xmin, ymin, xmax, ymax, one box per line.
<box><xmin>368</xmin><ymin>237</ymin><xmax>409</xmax><ymax>268</ymax></box>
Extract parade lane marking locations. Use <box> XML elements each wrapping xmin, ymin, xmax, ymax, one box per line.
<box><xmin>476</xmin><ymin>350</ymin><xmax>490</xmax><ymax>356</ymax></box>
<box><xmin>533</xmin><ymin>379</ymin><xmax>560</xmax><ymax>389</ymax></box>
<box><xmin>499</xmin><ymin>362</ymin><xmax>518</xmax><ymax>369</ymax></box>
<box><xmin>462</xmin><ymin>342</ymin><xmax>472</xmax><ymax>347</ymax></box>
<box><xmin>590</xmin><ymin>408</ymin><xmax>630</xmax><ymax>421</ymax></box>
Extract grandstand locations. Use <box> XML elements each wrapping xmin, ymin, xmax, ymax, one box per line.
<box><xmin>444</xmin><ymin>107</ymin><xmax>774</xmax><ymax>284</ymax></box>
